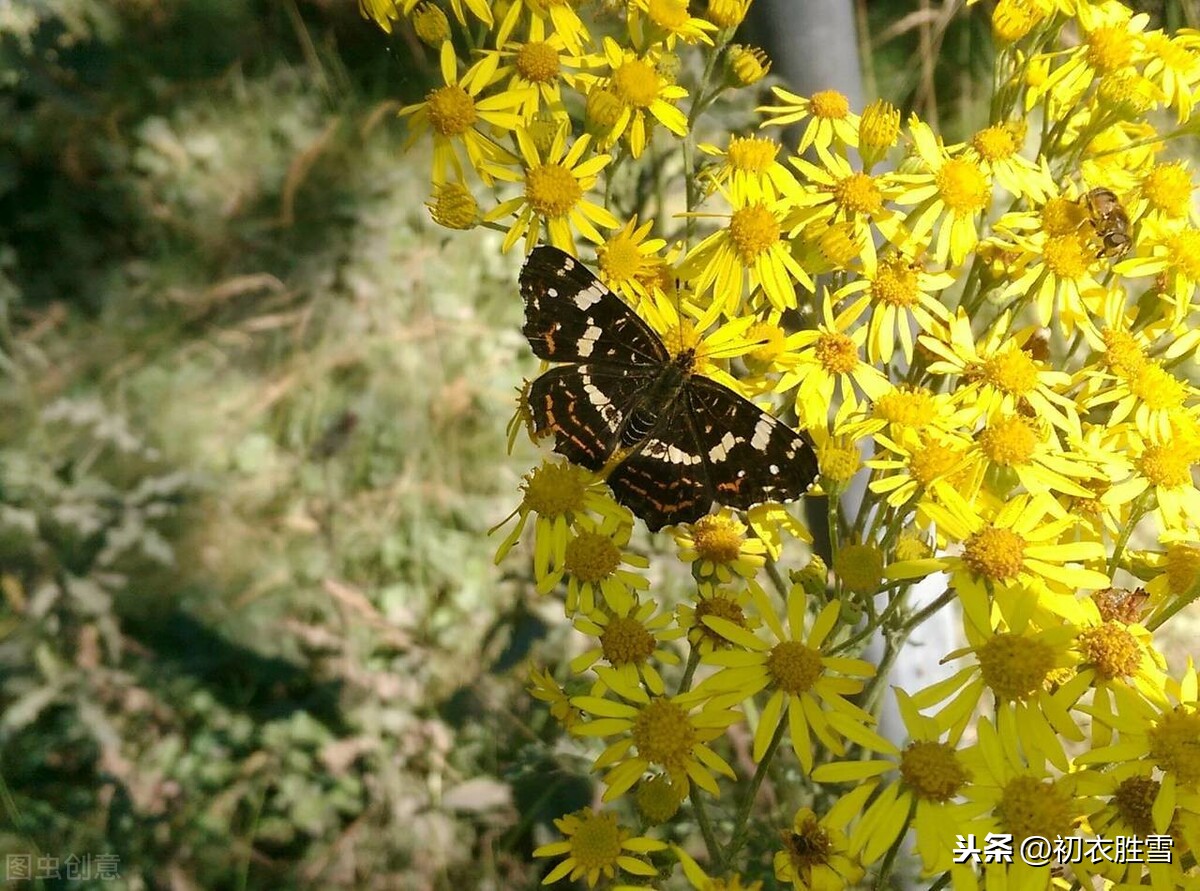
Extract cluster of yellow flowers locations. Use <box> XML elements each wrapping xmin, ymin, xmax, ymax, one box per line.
<box><xmin>375</xmin><ymin>0</ymin><xmax>1200</xmax><ymax>887</ymax></box>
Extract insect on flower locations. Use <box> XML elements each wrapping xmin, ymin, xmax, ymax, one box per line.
<box><xmin>1079</xmin><ymin>187</ymin><xmax>1133</xmax><ymax>259</ymax></box>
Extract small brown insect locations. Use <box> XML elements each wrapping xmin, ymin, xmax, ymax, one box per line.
<box><xmin>1079</xmin><ymin>187</ymin><xmax>1132</xmax><ymax>259</ymax></box>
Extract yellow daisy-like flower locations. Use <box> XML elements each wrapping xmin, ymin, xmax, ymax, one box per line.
<box><xmin>813</xmin><ymin>689</ymin><xmax>980</xmax><ymax>875</ymax></box>
<box><xmin>867</xmin><ymin>427</ymin><xmax>981</xmax><ymax>522</ymax></box>
<box><xmin>756</xmin><ymin>87</ymin><xmax>861</xmax><ymax>153</ymax></box>
<box><xmin>358</xmin><ymin>0</ymin><xmax>401</xmax><ymax>33</ymax></box>
<box><xmin>672</xmin><ymin>843</ymin><xmax>762</xmax><ymax>891</ymax></box>
<box><xmin>551</xmin><ymin>514</ymin><xmax>649</xmax><ymax>614</ymax></box>
<box><xmin>673</xmin><ymin>510</ymin><xmax>767</xmax><ymax>584</ymax></box>
<box><xmin>954</xmin><ymin>716</ymin><xmax>1089</xmax><ymax>891</ymax></box>
<box><xmin>1082</xmin><ymin>359</ymin><xmax>1196</xmax><ymax>445</ymax></box>
<box><xmin>698</xmin><ymin>134</ymin><xmax>803</xmax><ymax>204</ymax></box>
<box><xmin>628</xmin><ymin>0</ymin><xmax>717</xmax><ymax>46</ymax></box>
<box><xmin>912</xmin><ymin>604</ymin><xmax>1084</xmax><ymax>769</ymax></box>
<box><xmin>680</xmin><ymin>189</ymin><xmax>815</xmax><ymax>322</ymax></box>
<box><xmin>694</xmin><ymin>581</ymin><xmax>876</xmax><ymax>773</ymax></box>
<box><xmin>920</xmin><ymin>309</ymin><xmax>1083</xmax><ymax>437</ymax></box>
<box><xmin>571</xmin><ymin>597</ymin><xmax>683</xmax><ymax>699</ymax></box>
<box><xmin>967</xmin><ymin>120</ymin><xmax>1053</xmax><ymax>203</ymax></box>
<box><xmin>967</xmin><ymin>412</ymin><xmax>1100</xmax><ymax>499</ymax></box>
<box><xmin>676</xmin><ymin>583</ymin><xmax>762</xmax><ymax>655</ymax></box>
<box><xmin>398</xmin><ymin>42</ymin><xmax>527</xmax><ymax>184</ymax></box>
<box><xmin>595</xmin><ymin>216</ymin><xmax>667</xmax><ymax>303</ymax></box>
<box><xmin>1119</xmin><ymin>223</ymin><xmax>1200</xmax><ymax>327</ymax></box>
<box><xmin>1131</xmin><ymin>159</ymin><xmax>1196</xmax><ymax>225</ymax></box>
<box><xmin>534</xmin><ymin>807</ymin><xmax>666</xmax><ymax>887</ymax></box>
<box><xmin>832</xmin><ymin>252</ymin><xmax>956</xmax><ymax>365</ymax></box>
<box><xmin>1121</xmin><ymin>428</ymin><xmax>1200</xmax><ymax>531</ymax></box>
<box><xmin>895</xmin><ymin>119</ymin><xmax>994</xmax><ymax>266</ymax></box>
<box><xmin>487</xmin><ymin>19</ymin><xmax>582</xmax><ymax>119</ymax></box>
<box><xmin>1152</xmin><ymin>30</ymin><xmax>1200</xmax><ymax>123</ymax></box>
<box><xmin>486</xmin><ymin>129</ymin><xmax>619</xmax><ymax>255</ymax></box>
<box><xmin>1141</xmin><ymin>535</ymin><xmax>1200</xmax><ymax>616</ymax></box>
<box><xmin>587</xmin><ymin>38</ymin><xmax>689</xmax><ymax>158</ymax></box>
<box><xmin>570</xmin><ymin>688</ymin><xmax>741</xmax><ymax>800</ymax></box>
<box><xmin>843</xmin><ymin>384</ymin><xmax>966</xmax><ymax>443</ymax></box>
<box><xmin>1077</xmin><ymin>660</ymin><xmax>1200</xmax><ymax>829</ymax></box>
<box><xmin>773</xmin><ymin>785</ymin><xmax>874</xmax><ymax>891</ymax></box>
<box><xmin>889</xmin><ymin>493</ymin><xmax>1110</xmax><ymax>630</ymax></box>
<box><xmin>775</xmin><ymin>290</ymin><xmax>891</xmax><ymax>430</ymax></box>
<box><xmin>529</xmin><ymin>666</ymin><xmax>584</xmax><ymax>731</ymax></box>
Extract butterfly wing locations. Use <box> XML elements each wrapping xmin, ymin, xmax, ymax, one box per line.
<box><xmin>528</xmin><ymin>364</ymin><xmax>657</xmax><ymax>471</ymax></box>
<box><xmin>683</xmin><ymin>376</ymin><xmax>819</xmax><ymax>510</ymax></box>
<box><xmin>521</xmin><ymin>246</ymin><xmax>670</xmax><ymax>366</ymax></box>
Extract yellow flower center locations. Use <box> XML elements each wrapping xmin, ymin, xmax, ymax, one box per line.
<box><xmin>745</xmin><ymin>321</ymin><xmax>786</xmax><ymax>367</ymax></box>
<box><xmin>691</xmin><ymin>593</ymin><xmax>747</xmax><ymax>648</ymax></box>
<box><xmin>727</xmin><ymin>135</ymin><xmax>778</xmax><ymax>173</ymax></box>
<box><xmin>833</xmin><ymin>543</ymin><xmax>883</xmax><ymax>594</ymax></box>
<box><xmin>412</xmin><ymin>2</ymin><xmax>451</xmax><ymax>45</ymax></box>
<box><xmin>977</xmin><ymin>632</ymin><xmax>1053</xmax><ymax>700</ymax></box>
<box><xmin>971</xmin><ymin>124</ymin><xmax>1019</xmax><ymax>162</ymax></box>
<box><xmin>706</xmin><ymin>0</ymin><xmax>748</xmax><ymax>29</ymax></box>
<box><xmin>1139</xmin><ymin>443</ymin><xmax>1192</xmax><ymax>489</ymax></box>
<box><xmin>690</xmin><ymin>514</ymin><xmax>745</xmax><ymax>564</ymax></box>
<box><xmin>810</xmin><ymin>89</ymin><xmax>850</xmax><ymax>120</ymax></box>
<box><xmin>1148</xmin><ymin>707</ymin><xmax>1200</xmax><ymax>787</ymax></box>
<box><xmin>587</xmin><ymin>85</ymin><xmax>624</xmax><ymax>128</ymax></box>
<box><xmin>564</xmin><ymin>530</ymin><xmax>621</xmax><ymax>582</ymax></box>
<box><xmin>936</xmin><ymin>158</ymin><xmax>990</xmax><ymax>214</ymax></box>
<box><xmin>1098</xmin><ymin>71</ymin><xmax>1156</xmax><ymax>115</ymax></box>
<box><xmin>1167</xmin><ymin>229</ymin><xmax>1200</xmax><ymax>281</ymax></box>
<box><xmin>426</xmin><ymin>182</ymin><xmax>479</xmax><ymax>230</ymax></box>
<box><xmin>991</xmin><ymin>0</ymin><xmax>1042</xmax><ymax>42</ymax></box>
<box><xmin>425</xmin><ymin>85</ymin><xmax>478</xmax><ymax>137</ymax></box>
<box><xmin>782</xmin><ymin>813</ymin><xmax>834</xmax><ymax>870</ymax></box>
<box><xmin>1113</xmin><ymin>776</ymin><xmax>1160</xmax><ymax>837</ymax></box>
<box><xmin>767</xmin><ymin>640</ymin><xmax>824</xmax><ymax>694</ymax></box>
<box><xmin>1043</xmin><ymin>233</ymin><xmax>1091</xmax><ymax>280</ymax></box>
<box><xmin>648</xmin><ymin>0</ymin><xmax>690</xmax><ymax>30</ymax></box>
<box><xmin>516</xmin><ymin>41</ymin><xmax>560</xmax><ymax>83</ymax></box>
<box><xmin>636</xmin><ymin>774</ymin><xmax>685</xmax><ymax>824</ymax></box>
<box><xmin>1165</xmin><ymin>543</ymin><xmax>1200</xmax><ymax>596</ymax></box>
<box><xmin>908</xmin><ymin>438</ymin><xmax>960</xmax><ymax>486</ymax></box>
<box><xmin>899</xmin><ymin>741</ymin><xmax>971</xmax><ymax>802</ymax></box>
<box><xmin>613</xmin><ymin>58</ymin><xmax>660</xmax><ymax>108</ymax></box>
<box><xmin>632</xmin><ymin>698</ymin><xmax>698</xmax><ymax>774</ymax></box>
<box><xmin>833</xmin><ymin>172</ymin><xmax>883</xmax><ymax>216</ymax></box>
<box><xmin>859</xmin><ymin>99</ymin><xmax>900</xmax><ymax>150</ymax></box>
<box><xmin>874</xmin><ymin>386</ymin><xmax>936</xmax><ymax>428</ymax></box>
<box><xmin>1102</xmin><ymin>328</ymin><xmax>1146</xmax><ymax>378</ymax></box>
<box><xmin>567</xmin><ymin>810</ymin><xmax>625</xmax><ymax>872</ymax></box>
<box><xmin>600</xmin><ymin>614</ymin><xmax>656</xmax><ymax>666</ymax></box>
<box><xmin>818</xmin><ymin>441</ymin><xmax>857</xmax><ymax>483</ymax></box>
<box><xmin>814</xmin><ymin>331</ymin><xmax>858</xmax><ymax>374</ymax></box>
<box><xmin>662</xmin><ymin>320</ymin><xmax>704</xmax><ymax>364</ymax></box>
<box><xmin>1087</xmin><ymin>25</ymin><xmax>1135</xmax><ymax>74</ymax></box>
<box><xmin>599</xmin><ymin>233</ymin><xmax>648</xmax><ymax>285</ymax></box>
<box><xmin>1041</xmin><ymin>196</ymin><xmax>1084</xmax><ymax>236</ymax></box>
<box><xmin>1077</xmin><ymin>621</ymin><xmax>1142</xmax><ymax>681</ymax></box>
<box><xmin>522</xmin><ymin>462</ymin><xmax>587</xmax><ymax>516</ymax></box>
<box><xmin>525</xmin><ymin>163</ymin><xmax>582</xmax><ymax>218</ymax></box>
<box><xmin>871</xmin><ymin>256</ymin><xmax>920</xmax><ymax>308</ymax></box>
<box><xmin>1132</xmin><ymin>364</ymin><xmax>1186</xmax><ymax>411</ymax></box>
<box><xmin>894</xmin><ymin>532</ymin><xmax>931</xmax><ymax>561</ymax></box>
<box><xmin>729</xmin><ymin>203</ymin><xmax>781</xmax><ymax>263</ymax></box>
<box><xmin>1143</xmin><ymin>162</ymin><xmax>1193</xmax><ymax>218</ymax></box>
<box><xmin>996</xmin><ymin>776</ymin><xmax>1077</xmax><ymax>842</ymax></box>
<box><xmin>982</xmin><ymin>349</ymin><xmax>1037</xmax><ymax>396</ymax></box>
<box><xmin>816</xmin><ymin>221</ymin><xmax>863</xmax><ymax>269</ymax></box>
<box><xmin>963</xmin><ymin>526</ymin><xmax>1026</xmax><ymax>582</ymax></box>
<box><xmin>979</xmin><ymin>415</ymin><xmax>1037</xmax><ymax>467</ymax></box>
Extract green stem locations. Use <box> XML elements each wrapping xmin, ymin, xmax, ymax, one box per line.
<box><xmin>691</xmin><ymin>788</ymin><xmax>724</xmax><ymax>870</ymax></box>
<box><xmin>1146</xmin><ymin>575</ymin><xmax>1200</xmax><ymax>631</ymax></box>
<box><xmin>1107</xmin><ymin>491</ymin><xmax>1150</xmax><ymax>577</ymax></box>
<box><xmin>678</xmin><ymin>647</ymin><xmax>701</xmax><ymax>694</ymax></box>
<box><xmin>725</xmin><ymin>714</ymin><xmax>787</xmax><ymax>862</ymax></box>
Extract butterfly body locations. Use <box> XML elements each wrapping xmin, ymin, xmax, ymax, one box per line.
<box><xmin>520</xmin><ymin>245</ymin><xmax>818</xmax><ymax>531</ymax></box>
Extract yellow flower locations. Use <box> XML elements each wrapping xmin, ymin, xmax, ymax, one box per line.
<box><xmin>595</xmin><ymin>216</ymin><xmax>667</xmax><ymax>303</ymax></box>
<box><xmin>1118</xmin><ymin>224</ymin><xmax>1200</xmax><ymax>327</ymax></box>
<box><xmin>534</xmin><ymin>807</ymin><xmax>666</xmax><ymax>887</ymax></box>
<box><xmin>773</xmin><ymin>785</ymin><xmax>874</xmax><ymax>891</ymax></box>
<box><xmin>867</xmin><ymin>428</ymin><xmax>980</xmax><ymax>522</ymax></box>
<box><xmin>832</xmin><ymin>252</ymin><xmax>955</xmax><ymax>365</ymax></box>
<box><xmin>425</xmin><ymin>180</ymin><xmax>480</xmax><ymax>230</ymax></box>
<box><xmin>628</xmin><ymin>0</ymin><xmax>717</xmax><ymax>46</ymax></box>
<box><xmin>1082</xmin><ymin>360</ymin><xmax>1196</xmax><ymax>445</ymax></box>
<box><xmin>1122</xmin><ymin>428</ymin><xmax>1200</xmax><ymax>531</ymax></box>
<box><xmin>485</xmin><ymin>129</ymin><xmax>618</xmax><ymax>255</ymax></box>
<box><xmin>570</xmin><ymin>689</ymin><xmax>741</xmax><ymax>799</ymax></box>
<box><xmin>676</xmin><ymin>584</ymin><xmax>762</xmax><ymax>655</ymax></box>
<box><xmin>399</xmin><ymin>43</ymin><xmax>527</xmax><ymax>184</ymax></box>
<box><xmin>358</xmin><ymin>0</ymin><xmax>401</xmax><ymax>33</ymax></box>
<box><xmin>698</xmin><ymin>134</ymin><xmax>802</xmax><ymax>203</ymax></box>
<box><xmin>967</xmin><ymin>120</ymin><xmax>1052</xmax><ymax>202</ymax></box>
<box><xmin>694</xmin><ymin>581</ymin><xmax>877</xmax><ymax>773</ymax></box>
<box><xmin>571</xmin><ymin>597</ymin><xmax>683</xmax><ymax>699</ymax></box>
<box><xmin>673</xmin><ymin>510</ymin><xmax>767</xmax><ymax>584</ymax></box>
<box><xmin>813</xmin><ymin>689</ymin><xmax>978</xmax><ymax>875</ymax></box>
<box><xmin>1133</xmin><ymin>159</ymin><xmax>1196</xmax><ymax>223</ymax></box>
<box><xmin>756</xmin><ymin>87</ymin><xmax>860</xmax><ymax>152</ymax></box>
<box><xmin>587</xmin><ymin>38</ymin><xmax>689</xmax><ymax>158</ymax></box>
<box><xmin>529</xmin><ymin>666</ymin><xmax>584</xmax><ymax>731</ymax></box>
<box><xmin>857</xmin><ymin>98</ymin><xmax>900</xmax><ymax>170</ymax></box>
<box><xmin>550</xmin><ymin>514</ymin><xmax>649</xmax><ymax>614</ymax></box>
<box><xmin>968</xmin><ymin>412</ymin><xmax>1100</xmax><ymax>499</ymax></box>
<box><xmin>895</xmin><ymin>119</ymin><xmax>993</xmax><ymax>266</ymax></box>
<box><xmin>775</xmin><ymin>289</ymin><xmax>891</xmax><ymax>430</ymax></box>
<box><xmin>680</xmin><ymin>190</ymin><xmax>814</xmax><ymax>322</ymax></box>
<box><xmin>495</xmin><ymin>0</ymin><xmax>591</xmax><ymax>55</ymax></box>
<box><xmin>487</xmin><ymin>19</ymin><xmax>582</xmax><ymax>118</ymax></box>
<box><xmin>672</xmin><ymin>843</ymin><xmax>762</xmax><ymax>891</ymax></box>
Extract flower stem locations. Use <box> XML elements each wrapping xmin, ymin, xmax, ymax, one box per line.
<box><xmin>725</xmin><ymin>713</ymin><xmax>787</xmax><ymax>862</ymax></box>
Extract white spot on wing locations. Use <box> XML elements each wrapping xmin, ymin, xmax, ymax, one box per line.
<box><xmin>769</xmin><ymin>464</ymin><xmax>779</xmax><ymax>475</ymax></box>
<box><xmin>666</xmin><ymin>444</ymin><xmax>699</xmax><ymax>465</ymax></box>
<box><xmin>583</xmin><ymin>381</ymin><xmax>619</xmax><ymax>425</ymax></box>
<box><xmin>708</xmin><ymin>431</ymin><xmax>737</xmax><ymax>463</ymax></box>
<box><xmin>751</xmin><ymin>417</ymin><xmax>773</xmax><ymax>450</ymax></box>
<box><xmin>577</xmin><ymin>325</ymin><xmax>602</xmax><ymax>357</ymax></box>
<box><xmin>573</xmin><ymin>284</ymin><xmax>606</xmax><ymax>310</ymax></box>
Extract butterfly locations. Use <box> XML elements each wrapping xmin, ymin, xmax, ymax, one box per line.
<box><xmin>520</xmin><ymin>245</ymin><xmax>818</xmax><ymax>531</ymax></box>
